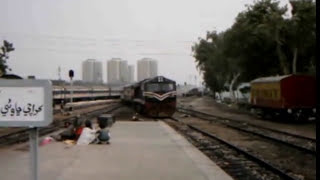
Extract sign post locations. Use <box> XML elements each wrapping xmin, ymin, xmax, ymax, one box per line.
<box><xmin>30</xmin><ymin>127</ymin><xmax>39</xmax><ymax>180</ymax></box>
<box><xmin>0</xmin><ymin>80</ymin><xmax>52</xmax><ymax>180</ymax></box>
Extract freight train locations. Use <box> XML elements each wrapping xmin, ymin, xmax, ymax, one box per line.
<box><xmin>121</xmin><ymin>76</ymin><xmax>177</xmax><ymax>117</ymax></box>
<box><xmin>250</xmin><ymin>74</ymin><xmax>316</xmax><ymax>121</ymax></box>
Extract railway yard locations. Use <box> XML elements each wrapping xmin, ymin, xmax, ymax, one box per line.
<box><xmin>0</xmin><ymin>96</ymin><xmax>316</xmax><ymax>180</ymax></box>
<box><xmin>1</xmin><ymin>0</ymin><xmax>316</xmax><ymax>179</ymax></box>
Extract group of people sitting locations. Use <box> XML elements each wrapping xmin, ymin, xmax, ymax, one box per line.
<box><xmin>58</xmin><ymin>114</ymin><xmax>111</xmax><ymax>145</ymax></box>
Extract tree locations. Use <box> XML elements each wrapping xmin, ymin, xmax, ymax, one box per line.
<box><xmin>192</xmin><ymin>0</ymin><xmax>315</xmax><ymax>103</ymax></box>
<box><xmin>0</xmin><ymin>40</ymin><xmax>15</xmax><ymax>76</ymax></box>
<box><xmin>286</xmin><ymin>0</ymin><xmax>316</xmax><ymax>74</ymax></box>
<box><xmin>239</xmin><ymin>0</ymin><xmax>290</xmax><ymax>74</ymax></box>
<box><xmin>241</xmin><ymin>0</ymin><xmax>316</xmax><ymax>75</ymax></box>
<box><xmin>192</xmin><ymin>31</ymin><xmax>229</xmax><ymax>98</ymax></box>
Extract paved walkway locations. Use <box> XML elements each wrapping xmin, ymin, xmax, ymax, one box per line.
<box><xmin>0</xmin><ymin>121</ymin><xmax>233</xmax><ymax>180</ymax></box>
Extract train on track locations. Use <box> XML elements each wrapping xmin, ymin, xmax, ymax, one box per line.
<box><xmin>52</xmin><ymin>85</ymin><xmax>123</xmax><ymax>107</ymax></box>
<box><xmin>0</xmin><ymin>75</ymin><xmax>121</xmax><ymax>106</ymax></box>
<box><xmin>250</xmin><ymin>74</ymin><xmax>316</xmax><ymax>121</ymax></box>
<box><xmin>121</xmin><ymin>76</ymin><xmax>177</xmax><ymax>117</ymax></box>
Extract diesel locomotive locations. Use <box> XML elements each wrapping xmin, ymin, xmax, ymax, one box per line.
<box><xmin>121</xmin><ymin>76</ymin><xmax>177</xmax><ymax>117</ymax></box>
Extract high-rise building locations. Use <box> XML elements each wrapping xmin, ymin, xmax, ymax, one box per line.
<box><xmin>128</xmin><ymin>65</ymin><xmax>135</xmax><ymax>82</ymax></box>
<box><xmin>119</xmin><ymin>60</ymin><xmax>129</xmax><ymax>83</ymax></box>
<box><xmin>107</xmin><ymin>58</ymin><xmax>120</xmax><ymax>83</ymax></box>
<box><xmin>149</xmin><ymin>60</ymin><xmax>158</xmax><ymax>78</ymax></box>
<box><xmin>137</xmin><ymin>58</ymin><xmax>158</xmax><ymax>81</ymax></box>
<box><xmin>82</xmin><ymin>59</ymin><xmax>103</xmax><ymax>83</ymax></box>
<box><xmin>107</xmin><ymin>58</ymin><xmax>130</xmax><ymax>84</ymax></box>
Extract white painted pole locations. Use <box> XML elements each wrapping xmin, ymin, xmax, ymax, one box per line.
<box><xmin>29</xmin><ymin>127</ymin><xmax>39</xmax><ymax>180</ymax></box>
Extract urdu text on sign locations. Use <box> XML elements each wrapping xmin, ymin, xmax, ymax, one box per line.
<box><xmin>0</xmin><ymin>80</ymin><xmax>52</xmax><ymax>127</ymax></box>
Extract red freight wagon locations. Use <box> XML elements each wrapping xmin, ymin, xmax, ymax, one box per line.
<box><xmin>250</xmin><ymin>74</ymin><xmax>316</xmax><ymax>120</ymax></box>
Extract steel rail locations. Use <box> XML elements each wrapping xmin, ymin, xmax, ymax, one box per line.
<box><xmin>0</xmin><ymin>104</ymin><xmax>122</xmax><ymax>146</ymax></box>
<box><xmin>177</xmin><ymin>107</ymin><xmax>316</xmax><ymax>142</ymax></box>
<box><xmin>170</xmin><ymin>117</ymin><xmax>299</xmax><ymax>180</ymax></box>
<box><xmin>177</xmin><ymin>107</ymin><xmax>316</xmax><ymax>155</ymax></box>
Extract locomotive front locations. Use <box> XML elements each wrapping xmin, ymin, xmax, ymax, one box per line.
<box><xmin>142</xmin><ymin>76</ymin><xmax>177</xmax><ymax>117</ymax></box>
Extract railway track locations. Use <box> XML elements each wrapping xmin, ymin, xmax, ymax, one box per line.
<box><xmin>0</xmin><ymin>103</ymin><xmax>122</xmax><ymax>147</ymax></box>
<box><xmin>177</xmin><ymin>107</ymin><xmax>316</xmax><ymax>155</ymax></box>
<box><xmin>166</xmin><ymin>118</ymin><xmax>301</xmax><ymax>180</ymax></box>
<box><xmin>170</xmin><ymin>109</ymin><xmax>316</xmax><ymax>180</ymax></box>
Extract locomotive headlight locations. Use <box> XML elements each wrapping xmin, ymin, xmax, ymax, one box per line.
<box><xmin>287</xmin><ymin>109</ymin><xmax>292</xmax><ymax>114</ymax></box>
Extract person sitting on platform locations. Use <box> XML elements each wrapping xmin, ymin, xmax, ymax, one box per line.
<box><xmin>76</xmin><ymin>120</ymin><xmax>96</xmax><ymax>145</ymax></box>
<box><xmin>58</xmin><ymin>121</ymin><xmax>75</xmax><ymax>140</ymax></box>
<box><xmin>95</xmin><ymin>119</ymin><xmax>111</xmax><ymax>144</ymax></box>
<box><xmin>74</xmin><ymin>115</ymin><xmax>85</xmax><ymax>140</ymax></box>
<box><xmin>55</xmin><ymin>115</ymin><xmax>83</xmax><ymax>141</ymax></box>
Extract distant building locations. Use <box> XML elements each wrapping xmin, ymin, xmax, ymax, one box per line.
<box><xmin>137</xmin><ymin>58</ymin><xmax>158</xmax><ymax>81</ymax></box>
<box><xmin>119</xmin><ymin>60</ymin><xmax>129</xmax><ymax>83</ymax></box>
<box><xmin>82</xmin><ymin>59</ymin><xmax>103</xmax><ymax>83</ymax></box>
<box><xmin>128</xmin><ymin>65</ymin><xmax>135</xmax><ymax>83</ymax></box>
<box><xmin>107</xmin><ymin>58</ymin><xmax>130</xmax><ymax>84</ymax></box>
<box><xmin>107</xmin><ymin>58</ymin><xmax>120</xmax><ymax>83</ymax></box>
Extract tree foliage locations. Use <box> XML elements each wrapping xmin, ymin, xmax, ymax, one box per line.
<box><xmin>192</xmin><ymin>0</ymin><xmax>315</xmax><ymax>95</ymax></box>
<box><xmin>0</xmin><ymin>40</ymin><xmax>15</xmax><ymax>76</ymax></box>
<box><xmin>286</xmin><ymin>0</ymin><xmax>316</xmax><ymax>74</ymax></box>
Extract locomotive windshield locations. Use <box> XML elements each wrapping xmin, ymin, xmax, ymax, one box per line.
<box><xmin>145</xmin><ymin>83</ymin><xmax>175</xmax><ymax>92</ymax></box>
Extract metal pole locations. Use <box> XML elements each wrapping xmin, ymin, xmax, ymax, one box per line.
<box><xmin>70</xmin><ymin>78</ymin><xmax>73</xmax><ymax>104</ymax></box>
<box><xmin>29</xmin><ymin>127</ymin><xmax>38</xmax><ymax>180</ymax></box>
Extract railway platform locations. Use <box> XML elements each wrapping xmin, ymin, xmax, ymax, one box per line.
<box><xmin>0</xmin><ymin>121</ymin><xmax>233</xmax><ymax>180</ymax></box>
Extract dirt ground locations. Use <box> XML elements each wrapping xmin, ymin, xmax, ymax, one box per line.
<box><xmin>177</xmin><ymin>96</ymin><xmax>316</xmax><ymax>139</ymax></box>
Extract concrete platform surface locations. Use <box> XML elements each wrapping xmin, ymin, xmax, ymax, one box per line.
<box><xmin>0</xmin><ymin>121</ymin><xmax>233</xmax><ymax>180</ymax></box>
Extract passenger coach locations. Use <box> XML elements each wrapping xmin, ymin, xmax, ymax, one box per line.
<box><xmin>250</xmin><ymin>74</ymin><xmax>316</xmax><ymax>120</ymax></box>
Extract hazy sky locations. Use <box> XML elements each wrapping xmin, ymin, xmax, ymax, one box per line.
<box><xmin>0</xmin><ymin>0</ymin><xmax>291</xmax><ymax>85</ymax></box>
